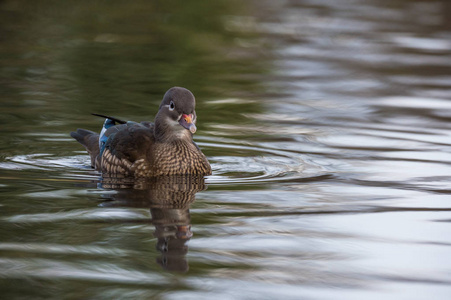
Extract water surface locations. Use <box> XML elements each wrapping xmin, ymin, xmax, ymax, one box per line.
<box><xmin>1</xmin><ymin>0</ymin><xmax>451</xmax><ymax>299</ymax></box>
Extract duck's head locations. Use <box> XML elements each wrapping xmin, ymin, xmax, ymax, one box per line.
<box><xmin>154</xmin><ymin>87</ymin><xmax>198</xmax><ymax>142</ymax></box>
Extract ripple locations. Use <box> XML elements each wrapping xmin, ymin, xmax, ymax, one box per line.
<box><xmin>200</xmin><ymin>140</ymin><xmax>328</xmax><ymax>185</ymax></box>
<box><xmin>0</xmin><ymin>258</ymin><xmax>166</xmax><ymax>285</ymax></box>
<box><xmin>3</xmin><ymin>208</ymin><xmax>149</xmax><ymax>223</ymax></box>
<box><xmin>0</xmin><ymin>153</ymin><xmax>90</xmax><ymax>171</ymax></box>
<box><xmin>377</xmin><ymin>96</ymin><xmax>451</xmax><ymax>110</ymax></box>
<box><xmin>0</xmin><ymin>242</ymin><xmax>133</xmax><ymax>257</ymax></box>
<box><xmin>391</xmin><ymin>35</ymin><xmax>451</xmax><ymax>52</ymax></box>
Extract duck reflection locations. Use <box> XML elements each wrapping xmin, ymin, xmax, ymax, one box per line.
<box><xmin>99</xmin><ymin>175</ymin><xmax>206</xmax><ymax>272</ymax></box>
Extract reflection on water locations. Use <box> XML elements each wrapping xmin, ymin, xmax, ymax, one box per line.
<box><xmin>1</xmin><ymin>0</ymin><xmax>451</xmax><ymax>299</ymax></box>
<box><xmin>99</xmin><ymin>176</ymin><xmax>206</xmax><ymax>273</ymax></box>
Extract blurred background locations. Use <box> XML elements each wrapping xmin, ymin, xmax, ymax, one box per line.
<box><xmin>1</xmin><ymin>0</ymin><xmax>451</xmax><ymax>299</ymax></box>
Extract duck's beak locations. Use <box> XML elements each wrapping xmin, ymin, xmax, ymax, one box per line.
<box><xmin>179</xmin><ymin>114</ymin><xmax>197</xmax><ymax>134</ymax></box>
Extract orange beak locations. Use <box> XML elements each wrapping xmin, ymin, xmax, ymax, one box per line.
<box><xmin>184</xmin><ymin>114</ymin><xmax>192</xmax><ymax>123</ymax></box>
<box><xmin>179</xmin><ymin>114</ymin><xmax>197</xmax><ymax>134</ymax></box>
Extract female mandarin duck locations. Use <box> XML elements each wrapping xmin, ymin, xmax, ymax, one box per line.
<box><xmin>71</xmin><ymin>87</ymin><xmax>212</xmax><ymax>177</ymax></box>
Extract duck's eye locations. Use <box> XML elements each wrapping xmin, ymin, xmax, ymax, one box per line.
<box><xmin>169</xmin><ymin>101</ymin><xmax>175</xmax><ymax>111</ymax></box>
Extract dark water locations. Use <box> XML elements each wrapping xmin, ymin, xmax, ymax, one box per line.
<box><xmin>1</xmin><ymin>0</ymin><xmax>451</xmax><ymax>299</ymax></box>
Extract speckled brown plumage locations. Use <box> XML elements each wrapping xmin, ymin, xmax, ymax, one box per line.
<box><xmin>71</xmin><ymin>87</ymin><xmax>212</xmax><ymax>178</ymax></box>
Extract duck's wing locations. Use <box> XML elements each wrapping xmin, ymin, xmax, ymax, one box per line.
<box><xmin>71</xmin><ymin>114</ymin><xmax>128</xmax><ymax>169</ymax></box>
<box><xmin>101</xmin><ymin>121</ymin><xmax>155</xmax><ymax>176</ymax></box>
<box><xmin>71</xmin><ymin>114</ymin><xmax>154</xmax><ymax>173</ymax></box>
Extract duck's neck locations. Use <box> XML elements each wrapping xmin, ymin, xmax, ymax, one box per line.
<box><xmin>154</xmin><ymin>121</ymin><xmax>193</xmax><ymax>144</ymax></box>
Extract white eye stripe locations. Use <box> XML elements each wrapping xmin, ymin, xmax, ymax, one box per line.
<box><xmin>164</xmin><ymin>101</ymin><xmax>175</xmax><ymax>111</ymax></box>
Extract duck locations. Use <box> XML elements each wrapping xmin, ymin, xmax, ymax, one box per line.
<box><xmin>71</xmin><ymin>87</ymin><xmax>212</xmax><ymax>177</ymax></box>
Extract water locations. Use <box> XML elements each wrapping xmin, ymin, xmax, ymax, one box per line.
<box><xmin>1</xmin><ymin>0</ymin><xmax>451</xmax><ymax>299</ymax></box>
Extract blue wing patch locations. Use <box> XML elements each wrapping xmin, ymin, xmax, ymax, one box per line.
<box><xmin>99</xmin><ymin>118</ymin><xmax>116</xmax><ymax>156</ymax></box>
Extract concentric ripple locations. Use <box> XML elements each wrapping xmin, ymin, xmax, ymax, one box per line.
<box><xmin>0</xmin><ymin>137</ymin><xmax>329</xmax><ymax>187</ymax></box>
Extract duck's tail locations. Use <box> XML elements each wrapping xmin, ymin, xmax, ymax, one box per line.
<box><xmin>70</xmin><ymin>129</ymin><xmax>100</xmax><ymax>169</ymax></box>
